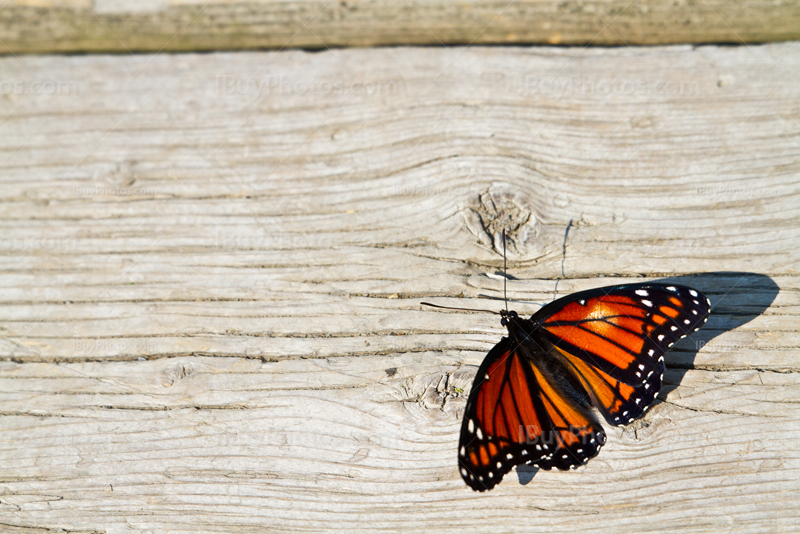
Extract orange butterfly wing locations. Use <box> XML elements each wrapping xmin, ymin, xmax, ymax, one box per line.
<box><xmin>554</xmin><ymin>346</ymin><xmax>664</xmax><ymax>427</ymax></box>
<box><xmin>534</xmin><ymin>284</ymin><xmax>710</xmax><ymax>426</ymax></box>
<box><xmin>458</xmin><ymin>339</ymin><xmax>604</xmax><ymax>491</ymax></box>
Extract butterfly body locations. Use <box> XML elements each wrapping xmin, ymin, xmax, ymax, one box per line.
<box><xmin>457</xmin><ymin>283</ymin><xmax>710</xmax><ymax>491</ymax></box>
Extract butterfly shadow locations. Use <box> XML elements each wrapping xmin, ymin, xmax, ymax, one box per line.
<box><xmin>514</xmin><ymin>271</ymin><xmax>778</xmax><ymax>487</ymax></box>
<box><xmin>649</xmin><ymin>271</ymin><xmax>779</xmax><ymax>400</ymax></box>
<box><xmin>516</xmin><ymin>463</ymin><xmax>540</xmax><ymax>485</ymax></box>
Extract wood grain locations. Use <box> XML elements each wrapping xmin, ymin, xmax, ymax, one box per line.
<box><xmin>2</xmin><ymin>0</ymin><xmax>800</xmax><ymax>54</ymax></box>
<box><xmin>1</xmin><ymin>43</ymin><xmax>799</xmax><ymax>532</ymax></box>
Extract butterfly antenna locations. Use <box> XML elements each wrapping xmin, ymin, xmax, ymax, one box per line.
<box><xmin>553</xmin><ymin>219</ymin><xmax>573</xmax><ymax>301</ymax></box>
<box><xmin>420</xmin><ymin>302</ymin><xmax>500</xmax><ymax>315</ymax></box>
<box><xmin>420</xmin><ymin>229</ymin><xmax>511</xmax><ymax>317</ymax></box>
<box><xmin>503</xmin><ymin>229</ymin><xmax>509</xmax><ymax>315</ymax></box>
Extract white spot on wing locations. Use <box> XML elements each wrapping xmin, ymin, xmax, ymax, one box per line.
<box><xmin>642</xmin><ymin>299</ymin><xmax>653</xmax><ymax>307</ymax></box>
<box><xmin>468</xmin><ymin>420</ymin><xmax>475</xmax><ymax>433</ymax></box>
<box><xmin>636</xmin><ymin>290</ymin><xmax>649</xmax><ymax>296</ymax></box>
<box><xmin>689</xmin><ymin>290</ymin><xmax>698</xmax><ymax>297</ymax></box>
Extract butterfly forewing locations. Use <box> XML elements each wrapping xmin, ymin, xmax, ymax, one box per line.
<box><xmin>534</xmin><ymin>284</ymin><xmax>710</xmax><ymax>388</ymax></box>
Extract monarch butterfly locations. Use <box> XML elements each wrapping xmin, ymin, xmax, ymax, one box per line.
<box><xmin>427</xmin><ymin>282</ymin><xmax>711</xmax><ymax>491</ymax></box>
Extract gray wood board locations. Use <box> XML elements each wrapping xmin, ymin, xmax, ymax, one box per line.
<box><xmin>0</xmin><ymin>43</ymin><xmax>799</xmax><ymax>532</ymax></box>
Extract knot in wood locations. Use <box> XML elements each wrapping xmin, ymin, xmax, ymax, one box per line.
<box><xmin>466</xmin><ymin>187</ymin><xmax>539</xmax><ymax>258</ymax></box>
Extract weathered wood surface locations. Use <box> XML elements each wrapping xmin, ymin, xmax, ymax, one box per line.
<box><xmin>2</xmin><ymin>0</ymin><xmax>800</xmax><ymax>54</ymax></box>
<box><xmin>1</xmin><ymin>43</ymin><xmax>799</xmax><ymax>532</ymax></box>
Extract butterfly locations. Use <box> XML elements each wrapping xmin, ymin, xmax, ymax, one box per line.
<box><xmin>453</xmin><ymin>283</ymin><xmax>710</xmax><ymax>491</ymax></box>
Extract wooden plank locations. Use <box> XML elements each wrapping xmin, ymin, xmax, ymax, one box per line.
<box><xmin>2</xmin><ymin>0</ymin><xmax>800</xmax><ymax>54</ymax></box>
<box><xmin>1</xmin><ymin>43</ymin><xmax>799</xmax><ymax>532</ymax></box>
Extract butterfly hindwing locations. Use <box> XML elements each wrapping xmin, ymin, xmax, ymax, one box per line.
<box><xmin>555</xmin><ymin>345</ymin><xmax>666</xmax><ymax>426</ymax></box>
<box><xmin>458</xmin><ymin>339</ymin><xmax>605</xmax><ymax>491</ymax></box>
<box><xmin>523</xmin><ymin>360</ymin><xmax>606</xmax><ymax>472</ymax></box>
